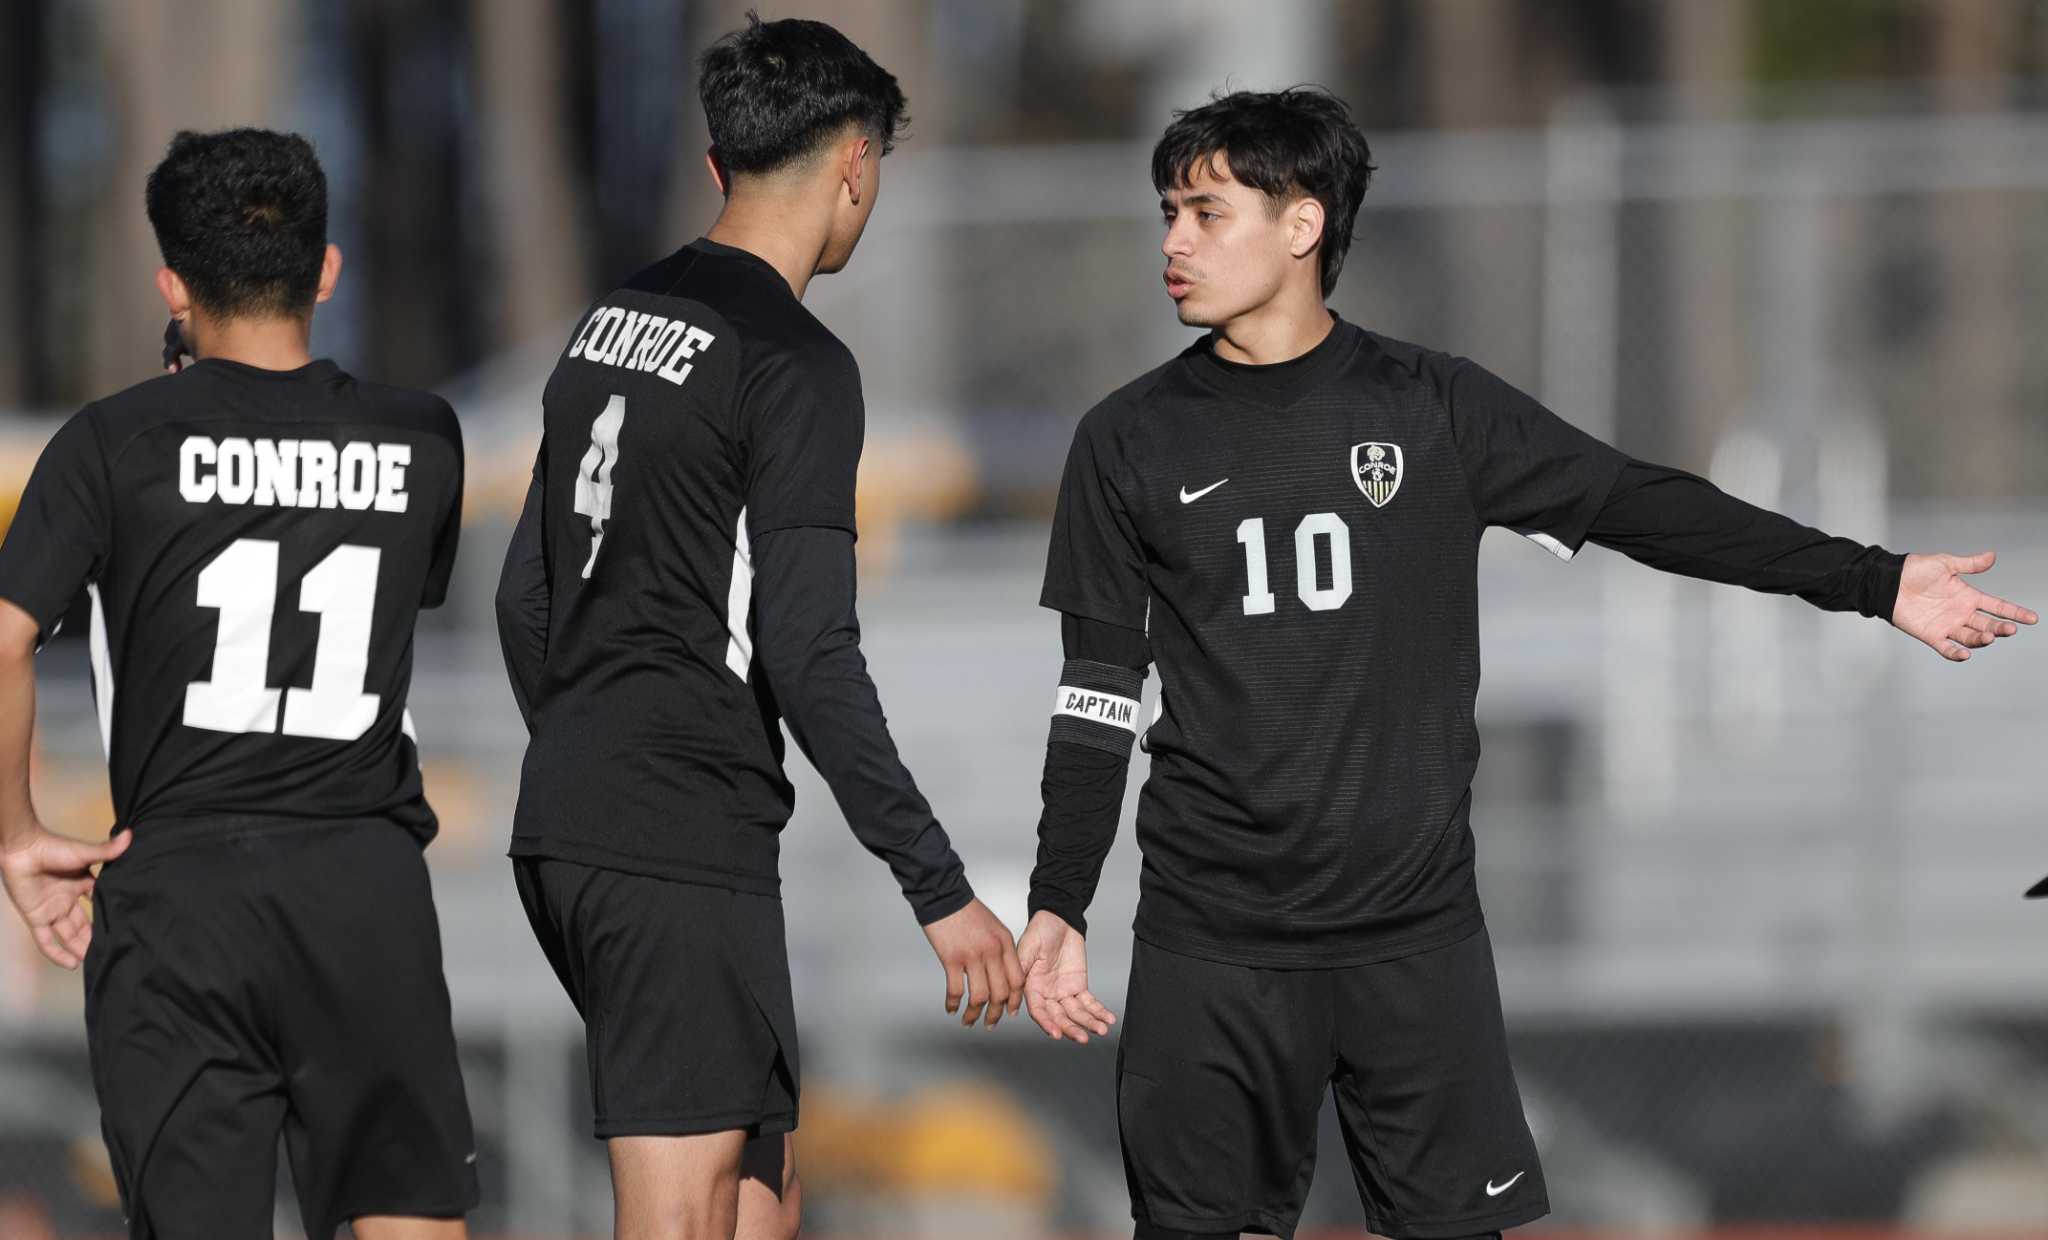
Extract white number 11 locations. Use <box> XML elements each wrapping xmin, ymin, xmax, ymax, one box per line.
<box><xmin>183</xmin><ymin>538</ymin><xmax>382</xmax><ymax>740</ymax></box>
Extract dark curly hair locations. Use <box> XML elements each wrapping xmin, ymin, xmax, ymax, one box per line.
<box><xmin>145</xmin><ymin>128</ymin><xmax>329</xmax><ymax>320</ymax></box>
<box><xmin>1152</xmin><ymin>87</ymin><xmax>1376</xmax><ymax>297</ymax></box>
<box><xmin>698</xmin><ymin>11</ymin><xmax>908</xmax><ymax>177</ymax></box>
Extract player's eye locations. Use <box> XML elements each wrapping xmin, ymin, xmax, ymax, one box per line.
<box><xmin>1199</xmin><ymin>211</ymin><xmax>1220</xmax><ymax>223</ymax></box>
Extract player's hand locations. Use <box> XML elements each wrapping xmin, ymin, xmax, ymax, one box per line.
<box><xmin>1891</xmin><ymin>551</ymin><xmax>2036</xmax><ymax>661</ymax></box>
<box><xmin>0</xmin><ymin>824</ymin><xmax>131</xmax><ymax>970</ymax></box>
<box><xmin>1017</xmin><ymin>910</ymin><xmax>1115</xmax><ymax>1043</ymax></box>
<box><xmin>922</xmin><ymin>898</ymin><xmax>1024</xmax><ymax>1029</ymax></box>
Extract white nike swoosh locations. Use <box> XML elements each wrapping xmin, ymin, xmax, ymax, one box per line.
<box><xmin>1485</xmin><ymin>1171</ymin><xmax>1525</xmax><ymax>1197</ymax></box>
<box><xmin>1179</xmin><ymin>478</ymin><xmax>1228</xmax><ymax>504</ymax></box>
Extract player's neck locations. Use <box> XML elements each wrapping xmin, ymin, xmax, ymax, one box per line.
<box><xmin>1211</xmin><ymin>290</ymin><xmax>1334</xmax><ymax>367</ymax></box>
<box><xmin>188</xmin><ymin>314</ymin><xmax>317</xmax><ymax>372</ymax></box>
<box><xmin>704</xmin><ymin>200</ymin><xmax>831</xmax><ymax>302</ymax></box>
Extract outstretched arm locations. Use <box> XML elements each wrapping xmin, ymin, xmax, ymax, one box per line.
<box><xmin>751</xmin><ymin>525</ymin><xmax>1021</xmax><ymax>1028</ymax></box>
<box><xmin>1587</xmin><ymin>460</ymin><xmax>2034</xmax><ymax>659</ymax></box>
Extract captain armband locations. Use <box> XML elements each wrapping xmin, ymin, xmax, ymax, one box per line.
<box><xmin>1049</xmin><ymin>659</ymin><xmax>1147</xmax><ymax>759</ymax></box>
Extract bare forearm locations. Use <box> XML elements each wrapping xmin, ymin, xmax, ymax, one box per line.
<box><xmin>0</xmin><ymin>649</ymin><xmax>40</xmax><ymax>850</ymax></box>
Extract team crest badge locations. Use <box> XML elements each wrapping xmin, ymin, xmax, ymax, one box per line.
<box><xmin>1351</xmin><ymin>442</ymin><xmax>1403</xmax><ymax>508</ymax></box>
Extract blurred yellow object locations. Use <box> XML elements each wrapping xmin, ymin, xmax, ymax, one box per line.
<box><xmin>68</xmin><ymin>1134</ymin><xmax>120</xmax><ymax>1209</ymax></box>
<box><xmin>798</xmin><ymin>1080</ymin><xmax>1055</xmax><ymax>1205</ymax></box>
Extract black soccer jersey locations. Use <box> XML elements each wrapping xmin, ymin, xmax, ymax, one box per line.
<box><xmin>507</xmin><ymin>239</ymin><xmax>884</xmax><ymax>894</ymax></box>
<box><xmin>0</xmin><ymin>359</ymin><xmax>463</xmax><ymax>847</ymax></box>
<box><xmin>1041</xmin><ymin>318</ymin><xmax>1628</xmax><ymax>967</ymax></box>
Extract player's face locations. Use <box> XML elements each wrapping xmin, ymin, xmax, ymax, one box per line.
<box><xmin>819</xmin><ymin>133</ymin><xmax>880</xmax><ymax>274</ymax></box>
<box><xmin>1159</xmin><ymin>155</ymin><xmax>1295</xmax><ymax>328</ymax></box>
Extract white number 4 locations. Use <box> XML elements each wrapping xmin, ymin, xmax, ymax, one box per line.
<box><xmin>575</xmin><ymin>394</ymin><xmax>626</xmax><ymax>578</ymax></box>
<box><xmin>184</xmin><ymin>538</ymin><xmax>382</xmax><ymax>740</ymax></box>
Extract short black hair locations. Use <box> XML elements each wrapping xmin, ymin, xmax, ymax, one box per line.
<box><xmin>144</xmin><ymin>128</ymin><xmax>329</xmax><ymax>320</ymax></box>
<box><xmin>1152</xmin><ymin>87</ymin><xmax>1376</xmax><ymax>297</ymax></box>
<box><xmin>698</xmin><ymin>12</ymin><xmax>908</xmax><ymax>177</ymax></box>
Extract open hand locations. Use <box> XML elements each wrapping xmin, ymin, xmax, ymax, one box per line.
<box><xmin>922</xmin><ymin>898</ymin><xmax>1024</xmax><ymax>1029</ymax></box>
<box><xmin>1</xmin><ymin>825</ymin><xmax>131</xmax><ymax>969</ymax></box>
<box><xmin>1891</xmin><ymin>551</ymin><xmax>2036</xmax><ymax>661</ymax></box>
<box><xmin>1017</xmin><ymin>910</ymin><xmax>1116</xmax><ymax>1043</ymax></box>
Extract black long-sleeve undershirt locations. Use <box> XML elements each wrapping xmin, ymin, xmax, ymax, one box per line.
<box><xmin>495</xmin><ymin>471</ymin><xmax>548</xmax><ymax>730</ymax></box>
<box><xmin>1027</xmin><ymin>614</ymin><xmax>1148</xmax><ymax>936</ymax></box>
<box><xmin>750</xmin><ymin>526</ymin><xmax>974</xmax><ymax>926</ymax></box>
<box><xmin>493</xmin><ymin>493</ymin><xmax>973</xmax><ymax>924</ymax></box>
<box><xmin>1025</xmin><ymin>458</ymin><xmax>1906</xmax><ymax>935</ymax></box>
<box><xmin>1586</xmin><ymin>460</ymin><xmax>1903</xmax><ymax>617</ymax></box>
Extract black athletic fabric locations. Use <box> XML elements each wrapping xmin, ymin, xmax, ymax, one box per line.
<box><xmin>501</xmin><ymin>238</ymin><xmax>971</xmax><ymax>923</ymax></box>
<box><xmin>84</xmin><ymin>821</ymin><xmax>478</xmax><ymax>1239</ymax></box>
<box><xmin>1029</xmin><ymin>615</ymin><xmax>1149</xmax><ymax>936</ymax></box>
<box><xmin>1587</xmin><ymin>459</ymin><xmax>1903</xmax><ymax>617</ymax></box>
<box><xmin>1117</xmin><ymin>927</ymin><xmax>1544</xmax><ymax>1240</ymax></box>
<box><xmin>1040</xmin><ymin>319</ymin><xmax>1623</xmax><ymax>966</ymax></box>
<box><xmin>514</xmin><ymin>856</ymin><xmax>799</xmax><ymax>1138</ymax></box>
<box><xmin>1036</xmin><ymin>317</ymin><xmax>1902</xmax><ymax>967</ymax></box>
<box><xmin>0</xmin><ymin>359</ymin><xmax>461</xmax><ymax>851</ymax></box>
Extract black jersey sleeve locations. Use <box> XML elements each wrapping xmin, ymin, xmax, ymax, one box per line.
<box><xmin>741</xmin><ymin>342</ymin><xmax>862</xmax><ymax>538</ymax></box>
<box><xmin>1588</xmin><ymin>459</ymin><xmax>1904</xmax><ymax>618</ymax></box>
<box><xmin>1431</xmin><ymin>356</ymin><xmax>1628</xmax><ymax>558</ymax></box>
<box><xmin>421</xmin><ymin>401</ymin><xmax>465</xmax><ymax>609</ymax></box>
<box><xmin>1027</xmin><ymin>614</ymin><xmax>1150</xmax><ymax>936</ymax></box>
<box><xmin>1040</xmin><ymin>409</ymin><xmax>1149</xmax><ymax>629</ymax></box>
<box><xmin>0</xmin><ymin>409</ymin><xmax>112</xmax><ymax>643</ymax></box>
<box><xmin>751</xmin><ymin>524</ymin><xmax>974</xmax><ymax>925</ymax></box>
<box><xmin>495</xmin><ymin>447</ymin><xmax>550</xmax><ymax>731</ymax></box>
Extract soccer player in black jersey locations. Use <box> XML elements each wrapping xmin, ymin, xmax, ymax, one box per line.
<box><xmin>0</xmin><ymin>130</ymin><xmax>475</xmax><ymax>1239</ymax></box>
<box><xmin>494</xmin><ymin>16</ymin><xmax>1021</xmax><ymax>1240</ymax></box>
<box><xmin>1017</xmin><ymin>89</ymin><xmax>2037</xmax><ymax>1240</ymax></box>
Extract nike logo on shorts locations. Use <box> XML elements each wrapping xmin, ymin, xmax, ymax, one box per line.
<box><xmin>1485</xmin><ymin>1170</ymin><xmax>1525</xmax><ymax>1196</ymax></box>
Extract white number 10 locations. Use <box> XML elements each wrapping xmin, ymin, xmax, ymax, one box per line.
<box><xmin>183</xmin><ymin>538</ymin><xmax>382</xmax><ymax>740</ymax></box>
<box><xmin>1236</xmin><ymin>513</ymin><xmax>1354</xmax><ymax>615</ymax></box>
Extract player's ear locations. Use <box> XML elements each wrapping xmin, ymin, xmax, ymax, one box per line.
<box><xmin>314</xmin><ymin>245</ymin><xmax>343</xmax><ymax>305</ymax></box>
<box><xmin>155</xmin><ymin>266</ymin><xmax>191</xmax><ymax>320</ymax></box>
<box><xmin>1289</xmin><ymin>196</ymin><xmax>1326</xmax><ymax>261</ymax></box>
<box><xmin>842</xmin><ymin>134</ymin><xmax>870</xmax><ymax>207</ymax></box>
<box><xmin>704</xmin><ymin>146</ymin><xmax>732</xmax><ymax>197</ymax></box>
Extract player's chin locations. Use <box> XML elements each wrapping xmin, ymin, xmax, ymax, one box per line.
<box><xmin>1172</xmin><ymin>296</ymin><xmax>1219</xmax><ymax>327</ymax></box>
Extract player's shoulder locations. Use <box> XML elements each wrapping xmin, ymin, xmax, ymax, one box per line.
<box><xmin>336</xmin><ymin>372</ymin><xmax>462</xmax><ymax>447</ymax></box>
<box><xmin>1354</xmin><ymin>328</ymin><xmax>1465</xmax><ymax>393</ymax></box>
<box><xmin>1079</xmin><ymin>351</ymin><xmax>1193</xmax><ymax>435</ymax></box>
<box><xmin>626</xmin><ymin>241</ymin><xmax>855</xmax><ymax>387</ymax></box>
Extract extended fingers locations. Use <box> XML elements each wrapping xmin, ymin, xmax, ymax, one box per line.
<box><xmin>960</xmin><ymin>959</ymin><xmax>991</xmax><ymax>1028</ymax></box>
<box><xmin>1973</xmin><ymin>591</ymin><xmax>2038</xmax><ymax>626</ymax></box>
<box><xmin>942</xmin><ymin>960</ymin><xmax>964</xmax><ymax>1015</ymax></box>
<box><xmin>982</xmin><ymin>951</ymin><xmax>1013</xmax><ymax>1029</ymax></box>
<box><xmin>1057</xmin><ymin>993</ymin><xmax>1110</xmax><ymax>1038</ymax></box>
<box><xmin>54</xmin><ymin>901</ymin><xmax>93</xmax><ymax>960</ymax></box>
<box><xmin>1001</xmin><ymin>945</ymin><xmax>1025</xmax><ymax>1015</ymax></box>
<box><xmin>1950</xmin><ymin>624</ymin><xmax>1995</xmax><ymax>649</ymax></box>
<box><xmin>31</xmin><ymin>923</ymin><xmax>79</xmax><ymax>970</ymax></box>
<box><xmin>1027</xmin><ymin>988</ymin><xmax>1088</xmax><ymax>1041</ymax></box>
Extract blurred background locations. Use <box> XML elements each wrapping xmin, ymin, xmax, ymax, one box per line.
<box><xmin>2</xmin><ymin>1</ymin><xmax>2046</xmax><ymax>1236</ymax></box>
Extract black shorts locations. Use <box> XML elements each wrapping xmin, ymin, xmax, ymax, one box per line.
<box><xmin>1118</xmin><ymin>926</ymin><xmax>1545</xmax><ymax>1240</ymax></box>
<box><xmin>514</xmin><ymin>856</ymin><xmax>799</xmax><ymax>1139</ymax></box>
<box><xmin>83</xmin><ymin>821</ymin><xmax>479</xmax><ymax>1240</ymax></box>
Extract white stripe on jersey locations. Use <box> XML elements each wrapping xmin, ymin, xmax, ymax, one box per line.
<box><xmin>87</xmin><ymin>583</ymin><xmax>114</xmax><ymax>756</ymax></box>
<box><xmin>1514</xmin><ymin>528</ymin><xmax>1577</xmax><ymax>561</ymax></box>
<box><xmin>724</xmin><ymin>509</ymin><xmax>754</xmax><ymax>680</ymax></box>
